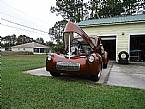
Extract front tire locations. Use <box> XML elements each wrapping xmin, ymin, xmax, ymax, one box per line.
<box><xmin>50</xmin><ymin>72</ymin><xmax>60</xmax><ymax>77</ymax></box>
<box><xmin>90</xmin><ymin>72</ymin><xmax>101</xmax><ymax>82</ymax></box>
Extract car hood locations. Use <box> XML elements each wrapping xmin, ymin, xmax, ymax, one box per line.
<box><xmin>63</xmin><ymin>21</ymin><xmax>96</xmax><ymax>51</ymax></box>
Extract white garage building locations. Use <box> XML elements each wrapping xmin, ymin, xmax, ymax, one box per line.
<box><xmin>78</xmin><ymin>14</ymin><xmax>145</xmax><ymax>62</ymax></box>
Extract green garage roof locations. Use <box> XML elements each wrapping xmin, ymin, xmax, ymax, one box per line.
<box><xmin>77</xmin><ymin>14</ymin><xmax>145</xmax><ymax>26</ymax></box>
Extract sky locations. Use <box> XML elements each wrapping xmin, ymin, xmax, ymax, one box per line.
<box><xmin>0</xmin><ymin>0</ymin><xmax>63</xmax><ymax>42</ymax></box>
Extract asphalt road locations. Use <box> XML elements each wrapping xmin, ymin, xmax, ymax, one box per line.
<box><xmin>25</xmin><ymin>62</ymin><xmax>145</xmax><ymax>89</ymax></box>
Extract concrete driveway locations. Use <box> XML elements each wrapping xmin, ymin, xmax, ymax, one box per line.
<box><xmin>107</xmin><ymin>63</ymin><xmax>145</xmax><ymax>89</ymax></box>
<box><xmin>25</xmin><ymin>62</ymin><xmax>145</xmax><ymax>89</ymax></box>
<box><xmin>25</xmin><ymin>67</ymin><xmax>51</xmax><ymax>76</ymax></box>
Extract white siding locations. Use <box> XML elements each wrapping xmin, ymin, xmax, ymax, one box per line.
<box><xmin>0</xmin><ymin>48</ymin><xmax>5</xmax><ymax>51</ymax></box>
<box><xmin>81</xmin><ymin>22</ymin><xmax>145</xmax><ymax>62</ymax></box>
<box><xmin>12</xmin><ymin>47</ymin><xmax>33</xmax><ymax>52</ymax></box>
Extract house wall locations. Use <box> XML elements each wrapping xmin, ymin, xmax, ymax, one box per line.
<box><xmin>12</xmin><ymin>47</ymin><xmax>33</xmax><ymax>52</ymax></box>
<box><xmin>0</xmin><ymin>48</ymin><xmax>5</xmax><ymax>51</ymax></box>
<box><xmin>12</xmin><ymin>47</ymin><xmax>49</xmax><ymax>54</ymax></box>
<box><xmin>81</xmin><ymin>22</ymin><xmax>145</xmax><ymax>62</ymax></box>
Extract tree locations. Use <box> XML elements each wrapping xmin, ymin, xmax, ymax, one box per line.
<box><xmin>10</xmin><ymin>34</ymin><xmax>17</xmax><ymax>46</ymax></box>
<box><xmin>51</xmin><ymin>0</ymin><xmax>144</xmax><ymax>21</ymax></box>
<box><xmin>46</xmin><ymin>41</ymin><xmax>54</xmax><ymax>47</ymax></box>
<box><xmin>46</xmin><ymin>41</ymin><xmax>55</xmax><ymax>52</ymax></box>
<box><xmin>45</xmin><ymin>41</ymin><xmax>64</xmax><ymax>53</ymax></box>
<box><xmin>122</xmin><ymin>0</ymin><xmax>145</xmax><ymax>15</ymax></box>
<box><xmin>17</xmin><ymin>35</ymin><xmax>33</xmax><ymax>45</ymax></box>
<box><xmin>85</xmin><ymin>0</ymin><xmax>100</xmax><ymax>19</ymax></box>
<box><xmin>53</xmin><ymin>41</ymin><xmax>64</xmax><ymax>53</ymax></box>
<box><xmin>50</xmin><ymin>0</ymin><xmax>87</xmax><ymax>22</ymax></box>
<box><xmin>49</xmin><ymin>20</ymin><xmax>67</xmax><ymax>43</ymax></box>
<box><xmin>2</xmin><ymin>34</ymin><xmax>17</xmax><ymax>49</ymax></box>
<box><xmin>122</xmin><ymin>0</ymin><xmax>137</xmax><ymax>15</ymax></box>
<box><xmin>87</xmin><ymin>0</ymin><xmax>124</xmax><ymax>19</ymax></box>
<box><xmin>35</xmin><ymin>37</ymin><xmax>44</xmax><ymax>44</ymax></box>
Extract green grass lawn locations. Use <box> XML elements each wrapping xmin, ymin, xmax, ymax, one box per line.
<box><xmin>1</xmin><ymin>55</ymin><xmax>145</xmax><ymax>109</ymax></box>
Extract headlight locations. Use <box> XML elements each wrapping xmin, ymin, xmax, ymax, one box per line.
<box><xmin>88</xmin><ymin>55</ymin><xmax>95</xmax><ymax>63</ymax></box>
<box><xmin>47</xmin><ymin>53</ymin><xmax>52</xmax><ymax>61</ymax></box>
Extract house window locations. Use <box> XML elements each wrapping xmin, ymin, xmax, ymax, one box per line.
<box><xmin>40</xmin><ymin>48</ymin><xmax>44</xmax><ymax>53</ymax></box>
<box><xmin>44</xmin><ymin>48</ymin><xmax>49</xmax><ymax>53</ymax></box>
<box><xmin>33</xmin><ymin>48</ymin><xmax>48</xmax><ymax>53</ymax></box>
<box><xmin>34</xmin><ymin>48</ymin><xmax>39</xmax><ymax>53</ymax></box>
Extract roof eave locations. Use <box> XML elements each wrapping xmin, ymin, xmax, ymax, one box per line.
<box><xmin>79</xmin><ymin>20</ymin><xmax>145</xmax><ymax>28</ymax></box>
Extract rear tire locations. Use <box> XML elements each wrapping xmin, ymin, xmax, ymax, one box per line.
<box><xmin>50</xmin><ymin>72</ymin><xmax>60</xmax><ymax>77</ymax></box>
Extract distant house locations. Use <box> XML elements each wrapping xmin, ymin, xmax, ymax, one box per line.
<box><xmin>11</xmin><ymin>42</ymin><xmax>49</xmax><ymax>54</ymax></box>
<box><xmin>0</xmin><ymin>47</ymin><xmax>5</xmax><ymax>51</ymax></box>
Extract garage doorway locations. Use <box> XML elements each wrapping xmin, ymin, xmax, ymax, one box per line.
<box><xmin>130</xmin><ymin>35</ymin><xmax>145</xmax><ymax>62</ymax></box>
<box><xmin>101</xmin><ymin>36</ymin><xmax>116</xmax><ymax>60</ymax></box>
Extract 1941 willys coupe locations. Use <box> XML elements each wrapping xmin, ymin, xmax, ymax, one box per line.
<box><xmin>46</xmin><ymin>21</ymin><xmax>108</xmax><ymax>81</ymax></box>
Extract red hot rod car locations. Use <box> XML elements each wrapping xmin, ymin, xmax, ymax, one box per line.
<box><xmin>46</xmin><ymin>21</ymin><xmax>108</xmax><ymax>81</ymax></box>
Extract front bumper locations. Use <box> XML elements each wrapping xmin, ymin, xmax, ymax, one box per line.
<box><xmin>56</xmin><ymin>61</ymin><xmax>80</xmax><ymax>71</ymax></box>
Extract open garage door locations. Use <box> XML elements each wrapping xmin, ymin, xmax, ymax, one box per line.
<box><xmin>130</xmin><ymin>35</ymin><xmax>145</xmax><ymax>62</ymax></box>
<box><xmin>101</xmin><ymin>36</ymin><xmax>116</xmax><ymax>60</ymax></box>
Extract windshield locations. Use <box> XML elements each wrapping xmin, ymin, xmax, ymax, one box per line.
<box><xmin>64</xmin><ymin>32</ymin><xmax>95</xmax><ymax>56</ymax></box>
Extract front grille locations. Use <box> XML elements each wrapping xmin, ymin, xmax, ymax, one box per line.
<box><xmin>56</xmin><ymin>61</ymin><xmax>80</xmax><ymax>71</ymax></box>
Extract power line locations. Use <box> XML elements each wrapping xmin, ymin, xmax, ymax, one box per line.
<box><xmin>0</xmin><ymin>23</ymin><xmax>35</xmax><ymax>33</ymax></box>
<box><xmin>0</xmin><ymin>12</ymin><xmax>32</xmax><ymax>24</ymax></box>
<box><xmin>0</xmin><ymin>23</ymin><xmax>48</xmax><ymax>35</ymax></box>
<box><xmin>0</xmin><ymin>12</ymin><xmax>50</xmax><ymax>28</ymax></box>
<box><xmin>0</xmin><ymin>0</ymin><xmax>51</xmax><ymax>27</ymax></box>
<box><xmin>0</xmin><ymin>12</ymin><xmax>51</xmax><ymax>32</ymax></box>
<box><xmin>1</xmin><ymin>18</ymin><xmax>49</xmax><ymax>34</ymax></box>
<box><xmin>0</xmin><ymin>0</ymin><xmax>26</xmax><ymax>15</ymax></box>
